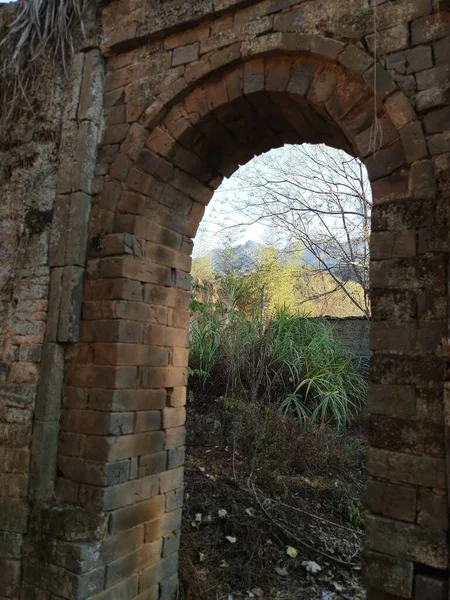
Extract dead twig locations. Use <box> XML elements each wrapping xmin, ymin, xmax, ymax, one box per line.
<box><xmin>251</xmin><ymin>482</ymin><xmax>358</xmax><ymax>568</ymax></box>
<box><xmin>272</xmin><ymin>498</ymin><xmax>363</xmax><ymax>536</ymax></box>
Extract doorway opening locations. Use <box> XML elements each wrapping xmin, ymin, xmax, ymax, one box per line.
<box><xmin>180</xmin><ymin>143</ymin><xmax>370</xmax><ymax>600</ymax></box>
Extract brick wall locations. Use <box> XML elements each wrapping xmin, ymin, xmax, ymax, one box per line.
<box><xmin>0</xmin><ymin>4</ymin><xmax>68</xmax><ymax>595</ymax></box>
<box><xmin>0</xmin><ymin>0</ymin><xmax>449</xmax><ymax>598</ymax></box>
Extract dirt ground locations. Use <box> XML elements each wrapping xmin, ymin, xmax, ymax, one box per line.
<box><xmin>178</xmin><ymin>401</ymin><xmax>367</xmax><ymax>600</ymax></box>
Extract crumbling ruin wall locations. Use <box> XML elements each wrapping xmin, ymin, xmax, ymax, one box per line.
<box><xmin>0</xmin><ymin>1</ymin><xmax>449</xmax><ymax>599</ymax></box>
<box><xmin>0</xmin><ymin>3</ymin><xmax>68</xmax><ymax>594</ymax></box>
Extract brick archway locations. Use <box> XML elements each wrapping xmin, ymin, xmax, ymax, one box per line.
<box><xmin>3</xmin><ymin>2</ymin><xmax>448</xmax><ymax>600</ymax></box>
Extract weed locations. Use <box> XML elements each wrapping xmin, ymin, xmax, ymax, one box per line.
<box><xmin>189</xmin><ymin>300</ymin><xmax>367</xmax><ymax>431</ymax></box>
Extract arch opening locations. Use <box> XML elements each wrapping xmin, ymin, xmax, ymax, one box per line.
<box><xmin>53</xmin><ymin>48</ymin><xmax>448</xmax><ymax>600</ymax></box>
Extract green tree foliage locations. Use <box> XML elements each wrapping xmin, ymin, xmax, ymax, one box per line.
<box><xmin>191</xmin><ymin>242</ymin><xmax>365</xmax><ymax>319</ymax></box>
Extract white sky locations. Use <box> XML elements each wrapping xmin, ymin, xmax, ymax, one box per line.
<box><xmin>193</xmin><ymin>174</ymin><xmax>267</xmax><ymax>258</ymax></box>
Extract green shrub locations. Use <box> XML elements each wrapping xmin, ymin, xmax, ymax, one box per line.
<box><xmin>189</xmin><ymin>300</ymin><xmax>367</xmax><ymax>432</ymax></box>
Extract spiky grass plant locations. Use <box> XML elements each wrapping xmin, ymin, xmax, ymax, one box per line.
<box><xmin>189</xmin><ymin>303</ymin><xmax>367</xmax><ymax>432</ymax></box>
<box><xmin>0</xmin><ymin>0</ymin><xmax>86</xmax><ymax>119</ymax></box>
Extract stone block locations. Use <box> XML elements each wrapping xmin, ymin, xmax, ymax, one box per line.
<box><xmin>163</xmin><ymin>530</ymin><xmax>180</xmax><ymax>558</ymax></box>
<box><xmin>139</xmin><ymin>553</ymin><xmax>178</xmax><ymax>592</ymax></box>
<box><xmin>410</xmin><ymin>160</ymin><xmax>436</xmax><ymax>199</ymax></box>
<box><xmin>411</xmin><ymin>13</ymin><xmax>450</xmax><ymax>45</ymax></box>
<box><xmin>434</xmin><ymin>33</ymin><xmax>450</xmax><ymax>65</ymax></box>
<box><xmin>416</xmin><ymin>84</ymin><xmax>450</xmax><ymax>112</ymax></box>
<box><xmin>405</xmin><ymin>46</ymin><xmax>433</xmax><ymax>74</ymax></box>
<box><xmin>78</xmin><ymin>49</ymin><xmax>105</xmax><ymax>123</ymax></box>
<box><xmin>415</xmin><ymin>572</ymin><xmax>448</xmax><ymax>600</ymax></box>
<box><xmin>0</xmin><ymin>532</ymin><xmax>23</xmax><ymax>560</ymax></box>
<box><xmin>139</xmin><ymin>452</ymin><xmax>168</xmax><ymax>477</ymax></box>
<box><xmin>109</xmin><ymin>495</ymin><xmax>165</xmax><ymax>534</ymax></box>
<box><xmin>370</xmin><ymin>231</ymin><xmax>416</xmax><ymax>260</ymax></box>
<box><xmin>366</xmin><ymin>480</ymin><xmax>416</xmax><ymax>523</ymax></box>
<box><xmin>417</xmin><ymin>491</ymin><xmax>449</xmax><ymax>530</ymax></box>
<box><xmin>100</xmin><ymin>526</ymin><xmax>144</xmax><ymax>567</ymax></box>
<box><xmin>0</xmin><ymin>559</ymin><xmax>21</xmax><ymax>585</ymax></box>
<box><xmin>366</xmin><ymin>24</ymin><xmax>409</xmax><ymax>55</ymax></box>
<box><xmin>58</xmin><ymin>266</ymin><xmax>85</xmax><ymax>343</ymax></box>
<box><xmin>287</xmin><ymin>60</ymin><xmax>317</xmax><ymax>96</ymax></box>
<box><xmin>35</xmin><ymin>343</ymin><xmax>64</xmax><ymax>422</ymax></box>
<box><xmin>162</xmin><ymin>407</ymin><xmax>186</xmax><ymax>429</ymax></box>
<box><xmin>365</xmin><ymin>515</ymin><xmax>448</xmax><ymax>569</ymax></box>
<box><xmin>103</xmin><ymin>474</ymin><xmax>160</xmax><ymax>511</ymax></box>
<box><xmin>46</xmin><ymin>267</ymin><xmax>64</xmax><ymax>342</ymax></box>
<box><xmin>172</xmin><ymin>43</ymin><xmax>199</xmax><ymax>67</ymax></box>
<box><xmin>49</xmin><ymin>196</ymin><xmax>70</xmax><ymax>267</ymax></box>
<box><xmin>88</xmin><ymin>389</ymin><xmax>166</xmax><ymax>412</ymax></box>
<box><xmin>0</xmin><ymin>384</ymin><xmax>36</xmax><ymax>409</ymax></box>
<box><xmin>363</xmin><ymin>64</ymin><xmax>397</xmax><ymax>100</ymax></box>
<box><xmin>29</xmin><ymin>420</ymin><xmax>59</xmax><ymax>500</ymax></box>
<box><xmin>363</xmin><ymin>550</ymin><xmax>413</xmax><ymax>598</ymax></box>
<box><xmin>365</xmin><ymin>142</ymin><xmax>406</xmax><ymax>181</ymax></box>
<box><xmin>141</xmin><ymin>367</ymin><xmax>188</xmax><ymax>389</ymax></box>
<box><xmin>72</xmin><ymin>120</ymin><xmax>101</xmax><ymax>194</ymax></box>
<box><xmin>83</xmin><ymin>430</ymin><xmax>164</xmax><ymax>462</ymax></box>
<box><xmin>160</xmin><ymin>573</ymin><xmax>178</xmax><ymax>599</ymax></box>
<box><xmin>165</xmin><ymin>487</ymin><xmax>184</xmax><ymax>513</ymax></box>
<box><xmin>165</xmin><ymin>427</ymin><xmax>186</xmax><ymax>450</ymax></box>
<box><xmin>167</xmin><ymin>446</ymin><xmax>185</xmax><ymax>470</ymax></box>
<box><xmin>400</xmin><ymin>121</ymin><xmax>428</xmax><ymax>163</ymax></box>
<box><xmin>87</xmin><ymin>575</ymin><xmax>139</xmax><ymax>600</ymax></box>
<box><xmin>23</xmin><ymin>557</ymin><xmax>105</xmax><ymax>600</ymax></box>
<box><xmin>134</xmin><ymin>410</ymin><xmax>162</xmax><ymax>433</ymax></box>
<box><xmin>160</xmin><ymin>467</ymin><xmax>184</xmax><ymax>494</ymax></box>
<box><xmin>366</xmin><ymin>448</ymin><xmax>446</xmax><ymax>489</ymax></box>
<box><xmin>105</xmin><ymin>540</ymin><xmax>162</xmax><ymax>588</ymax></box>
<box><xmin>369</xmin><ymin>415</ymin><xmax>444</xmax><ymax>458</ymax></box>
<box><xmin>65</xmin><ymin>192</ymin><xmax>91</xmax><ymax>267</ymax></box>
<box><xmin>368</xmin><ymin>385</ymin><xmax>416</xmax><ymax>418</ymax></box>
<box><xmin>30</xmin><ymin>504</ymin><xmax>108</xmax><ymax>543</ymax></box>
<box><xmin>58</xmin><ymin>456</ymin><xmax>130</xmax><ymax>488</ymax></box>
<box><xmin>427</xmin><ymin>131</ymin><xmax>450</xmax><ymax>155</ymax></box>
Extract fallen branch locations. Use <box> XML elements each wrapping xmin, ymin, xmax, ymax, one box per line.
<box><xmin>251</xmin><ymin>483</ymin><xmax>358</xmax><ymax>568</ymax></box>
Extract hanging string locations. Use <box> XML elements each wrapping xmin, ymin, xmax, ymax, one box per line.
<box><xmin>369</xmin><ymin>1</ymin><xmax>383</xmax><ymax>155</ymax></box>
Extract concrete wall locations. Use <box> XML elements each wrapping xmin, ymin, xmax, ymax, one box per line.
<box><xmin>0</xmin><ymin>1</ymin><xmax>449</xmax><ymax>599</ymax></box>
<box><xmin>328</xmin><ymin>317</ymin><xmax>370</xmax><ymax>360</ymax></box>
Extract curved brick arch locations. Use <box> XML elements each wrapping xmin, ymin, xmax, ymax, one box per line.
<box><xmin>8</xmin><ymin>2</ymin><xmax>448</xmax><ymax>600</ymax></box>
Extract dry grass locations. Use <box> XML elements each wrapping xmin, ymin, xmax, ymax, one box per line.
<box><xmin>0</xmin><ymin>0</ymin><xmax>86</xmax><ymax>121</ymax></box>
<box><xmin>180</xmin><ymin>400</ymin><xmax>367</xmax><ymax>599</ymax></box>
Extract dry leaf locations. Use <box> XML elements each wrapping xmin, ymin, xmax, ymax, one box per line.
<box><xmin>286</xmin><ymin>546</ymin><xmax>298</xmax><ymax>558</ymax></box>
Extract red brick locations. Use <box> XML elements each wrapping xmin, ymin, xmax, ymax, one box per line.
<box><xmin>160</xmin><ymin>467</ymin><xmax>184</xmax><ymax>494</ymax></box>
<box><xmin>162</xmin><ymin>408</ymin><xmax>186</xmax><ymax>429</ymax></box>
<box><xmin>93</xmin><ymin>344</ymin><xmax>170</xmax><ymax>366</ymax></box>
<box><xmin>167</xmin><ymin>388</ymin><xmax>186</xmax><ymax>408</ymax></box>
<box><xmin>89</xmin><ymin>389</ymin><xmax>166</xmax><ymax>412</ymax></box>
<box><xmin>65</xmin><ymin>364</ymin><xmax>138</xmax><ymax>389</ymax></box>
<box><xmin>109</xmin><ymin>495</ymin><xmax>165</xmax><ymax>534</ymax></box>
<box><xmin>84</xmin><ymin>431</ymin><xmax>165</xmax><ymax>461</ymax></box>
<box><xmin>141</xmin><ymin>367</ymin><xmax>188</xmax><ymax>389</ymax></box>
<box><xmin>144</xmin><ymin>324</ymin><xmax>189</xmax><ymax>348</ymax></box>
<box><xmin>172</xmin><ymin>42</ymin><xmax>199</xmax><ymax>67</ymax></box>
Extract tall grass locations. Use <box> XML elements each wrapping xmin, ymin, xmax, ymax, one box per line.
<box><xmin>189</xmin><ymin>300</ymin><xmax>367</xmax><ymax>432</ymax></box>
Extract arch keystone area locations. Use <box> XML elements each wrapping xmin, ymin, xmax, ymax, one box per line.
<box><xmin>0</xmin><ymin>1</ymin><xmax>449</xmax><ymax>599</ymax></box>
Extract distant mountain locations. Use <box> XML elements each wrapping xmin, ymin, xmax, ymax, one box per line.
<box><xmin>212</xmin><ymin>240</ymin><xmax>264</xmax><ymax>274</ymax></box>
<box><xmin>200</xmin><ymin>239</ymin><xmax>366</xmax><ymax>284</ymax></box>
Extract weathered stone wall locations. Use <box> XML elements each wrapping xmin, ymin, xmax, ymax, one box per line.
<box><xmin>312</xmin><ymin>316</ymin><xmax>371</xmax><ymax>359</ymax></box>
<box><xmin>0</xmin><ymin>0</ymin><xmax>449</xmax><ymax>599</ymax></box>
<box><xmin>0</xmin><ymin>4</ymin><xmax>68</xmax><ymax>595</ymax></box>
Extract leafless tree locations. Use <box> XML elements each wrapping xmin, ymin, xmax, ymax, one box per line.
<box><xmin>216</xmin><ymin>144</ymin><xmax>372</xmax><ymax>318</ymax></box>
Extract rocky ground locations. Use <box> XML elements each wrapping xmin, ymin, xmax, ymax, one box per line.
<box><xmin>178</xmin><ymin>401</ymin><xmax>367</xmax><ymax>600</ymax></box>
